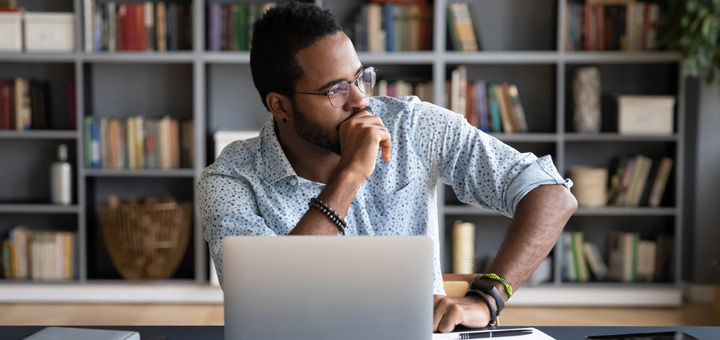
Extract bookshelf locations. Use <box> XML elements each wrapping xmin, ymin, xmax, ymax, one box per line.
<box><xmin>0</xmin><ymin>0</ymin><xmax>684</xmax><ymax>306</ymax></box>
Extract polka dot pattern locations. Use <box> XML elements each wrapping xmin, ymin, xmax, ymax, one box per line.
<box><xmin>197</xmin><ymin>96</ymin><xmax>572</xmax><ymax>294</ymax></box>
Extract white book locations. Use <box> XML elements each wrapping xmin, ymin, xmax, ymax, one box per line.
<box><xmin>583</xmin><ymin>242</ymin><xmax>608</xmax><ymax>281</ymax></box>
<box><xmin>108</xmin><ymin>2</ymin><xmax>116</xmax><ymax>51</ymax></box>
<box><xmin>145</xmin><ymin>2</ymin><xmax>154</xmax><ymax>51</ymax></box>
<box><xmin>636</xmin><ymin>240</ymin><xmax>657</xmax><ymax>282</ymax></box>
<box><xmin>84</xmin><ymin>0</ymin><xmax>94</xmax><ymax>52</ymax></box>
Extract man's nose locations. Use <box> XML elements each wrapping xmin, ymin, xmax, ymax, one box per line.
<box><xmin>343</xmin><ymin>80</ymin><xmax>368</xmax><ymax>112</ymax></box>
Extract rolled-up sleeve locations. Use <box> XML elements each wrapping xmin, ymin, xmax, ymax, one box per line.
<box><xmin>407</xmin><ymin>98</ymin><xmax>572</xmax><ymax>217</ymax></box>
<box><xmin>505</xmin><ymin>155</ymin><xmax>573</xmax><ymax>215</ymax></box>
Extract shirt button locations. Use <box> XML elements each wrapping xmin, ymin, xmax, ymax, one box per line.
<box><xmin>290</xmin><ymin>179</ymin><xmax>297</xmax><ymax>186</ymax></box>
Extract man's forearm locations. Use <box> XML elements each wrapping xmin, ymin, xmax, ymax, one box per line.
<box><xmin>289</xmin><ymin>170</ymin><xmax>364</xmax><ymax>235</ymax></box>
<box><xmin>484</xmin><ymin>184</ymin><xmax>577</xmax><ymax>301</ymax></box>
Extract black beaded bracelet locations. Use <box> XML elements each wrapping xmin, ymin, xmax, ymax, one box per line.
<box><xmin>308</xmin><ymin>197</ymin><xmax>347</xmax><ymax>234</ymax></box>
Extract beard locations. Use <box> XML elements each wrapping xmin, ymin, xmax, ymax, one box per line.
<box><xmin>291</xmin><ymin>101</ymin><xmax>342</xmax><ymax>155</ymax></box>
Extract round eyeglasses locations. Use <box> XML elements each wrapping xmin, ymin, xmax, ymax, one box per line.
<box><xmin>278</xmin><ymin>67</ymin><xmax>377</xmax><ymax>108</ymax></box>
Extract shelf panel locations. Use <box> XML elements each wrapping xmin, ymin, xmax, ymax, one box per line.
<box><xmin>563</xmin><ymin>51</ymin><xmax>683</xmax><ymax>64</ymax></box>
<box><xmin>0</xmin><ymin>283</ymin><xmax>223</xmax><ymax>303</ymax></box>
<box><xmin>445</xmin><ymin>51</ymin><xmax>560</xmax><ymax>64</ymax></box>
<box><xmin>0</xmin><ymin>130</ymin><xmax>77</xmax><ymax>140</ymax></box>
<box><xmin>444</xmin><ymin>205</ymin><xmax>677</xmax><ymax>217</ymax></box>
<box><xmin>84</xmin><ymin>169</ymin><xmax>196</xmax><ymax>178</ymax></box>
<box><xmin>0</xmin><ymin>53</ymin><xmax>79</xmax><ymax>62</ymax></box>
<box><xmin>574</xmin><ymin>207</ymin><xmax>677</xmax><ymax>216</ymax></box>
<box><xmin>203</xmin><ymin>52</ymin><xmax>250</xmax><ymax>64</ymax></box>
<box><xmin>488</xmin><ymin>133</ymin><xmax>558</xmax><ymax>143</ymax></box>
<box><xmin>357</xmin><ymin>51</ymin><xmax>437</xmax><ymax>64</ymax></box>
<box><xmin>0</xmin><ymin>204</ymin><xmax>80</xmax><ymax>214</ymax></box>
<box><xmin>564</xmin><ymin>133</ymin><xmax>678</xmax><ymax>142</ymax></box>
<box><xmin>82</xmin><ymin>52</ymin><xmax>196</xmax><ymax>63</ymax></box>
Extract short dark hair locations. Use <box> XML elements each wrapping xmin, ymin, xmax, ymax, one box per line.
<box><xmin>250</xmin><ymin>1</ymin><xmax>343</xmax><ymax>110</ymax></box>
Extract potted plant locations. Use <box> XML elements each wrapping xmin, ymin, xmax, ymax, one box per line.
<box><xmin>659</xmin><ymin>0</ymin><xmax>720</xmax><ymax>83</ymax></box>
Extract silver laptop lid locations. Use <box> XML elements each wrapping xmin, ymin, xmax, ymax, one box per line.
<box><xmin>222</xmin><ymin>236</ymin><xmax>434</xmax><ymax>340</ymax></box>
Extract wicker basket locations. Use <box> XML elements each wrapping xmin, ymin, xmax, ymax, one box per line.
<box><xmin>99</xmin><ymin>196</ymin><xmax>192</xmax><ymax>280</ymax></box>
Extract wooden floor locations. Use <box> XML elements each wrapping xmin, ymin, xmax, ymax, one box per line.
<box><xmin>0</xmin><ymin>303</ymin><xmax>718</xmax><ymax>327</ymax></box>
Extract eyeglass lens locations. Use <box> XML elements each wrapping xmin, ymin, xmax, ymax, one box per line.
<box><xmin>328</xmin><ymin>67</ymin><xmax>376</xmax><ymax>107</ymax></box>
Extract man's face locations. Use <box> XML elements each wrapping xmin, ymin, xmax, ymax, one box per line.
<box><xmin>289</xmin><ymin>31</ymin><xmax>369</xmax><ymax>154</ymax></box>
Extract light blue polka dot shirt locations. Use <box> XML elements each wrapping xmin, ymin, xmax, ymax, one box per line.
<box><xmin>198</xmin><ymin>96</ymin><xmax>572</xmax><ymax>295</ymax></box>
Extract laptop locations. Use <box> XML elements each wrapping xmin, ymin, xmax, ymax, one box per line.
<box><xmin>222</xmin><ymin>236</ymin><xmax>434</xmax><ymax>340</ymax></box>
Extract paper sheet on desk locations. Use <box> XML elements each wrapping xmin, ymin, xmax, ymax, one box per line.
<box><xmin>433</xmin><ymin>327</ymin><xmax>555</xmax><ymax>340</ymax></box>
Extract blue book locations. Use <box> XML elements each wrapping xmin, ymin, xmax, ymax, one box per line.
<box><xmin>488</xmin><ymin>84</ymin><xmax>502</xmax><ymax>133</ymax></box>
<box><xmin>383</xmin><ymin>4</ymin><xmax>394</xmax><ymax>52</ymax></box>
<box><xmin>90</xmin><ymin>118</ymin><xmax>101</xmax><ymax>168</ymax></box>
<box><xmin>475</xmin><ymin>80</ymin><xmax>489</xmax><ymax>132</ymax></box>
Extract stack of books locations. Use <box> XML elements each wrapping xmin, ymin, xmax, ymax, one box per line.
<box><xmin>354</xmin><ymin>0</ymin><xmax>433</xmax><ymax>52</ymax></box>
<box><xmin>1</xmin><ymin>226</ymin><xmax>77</xmax><ymax>281</ymax></box>
<box><xmin>0</xmin><ymin>78</ymin><xmax>66</xmax><ymax>131</ymax></box>
<box><xmin>374</xmin><ymin>78</ymin><xmax>433</xmax><ymax>103</ymax></box>
<box><xmin>83</xmin><ymin>116</ymin><xmax>193</xmax><ymax>170</ymax></box>
<box><xmin>561</xmin><ymin>231</ymin><xmax>672</xmax><ymax>283</ymax></box>
<box><xmin>606</xmin><ymin>155</ymin><xmax>673</xmax><ymax>208</ymax></box>
<box><xmin>565</xmin><ymin>0</ymin><xmax>660</xmax><ymax>51</ymax></box>
<box><xmin>205</xmin><ymin>2</ymin><xmax>276</xmax><ymax>51</ymax></box>
<box><xmin>83</xmin><ymin>1</ymin><xmax>194</xmax><ymax>52</ymax></box>
<box><xmin>447</xmin><ymin>66</ymin><xmax>528</xmax><ymax>134</ymax></box>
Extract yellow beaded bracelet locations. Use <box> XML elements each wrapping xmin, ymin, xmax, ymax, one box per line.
<box><xmin>478</xmin><ymin>273</ymin><xmax>513</xmax><ymax>299</ymax></box>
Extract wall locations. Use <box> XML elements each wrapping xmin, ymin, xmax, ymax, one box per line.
<box><xmin>686</xmin><ymin>77</ymin><xmax>720</xmax><ymax>284</ymax></box>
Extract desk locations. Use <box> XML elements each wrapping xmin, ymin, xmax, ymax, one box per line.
<box><xmin>2</xmin><ymin>326</ymin><xmax>719</xmax><ymax>339</ymax></box>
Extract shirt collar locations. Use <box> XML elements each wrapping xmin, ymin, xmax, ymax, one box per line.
<box><xmin>258</xmin><ymin>119</ymin><xmax>298</xmax><ymax>185</ymax></box>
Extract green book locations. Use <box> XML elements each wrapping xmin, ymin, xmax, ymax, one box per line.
<box><xmin>247</xmin><ymin>4</ymin><xmax>257</xmax><ymax>50</ymax></box>
<box><xmin>236</xmin><ymin>4</ymin><xmax>247</xmax><ymax>51</ymax></box>
<box><xmin>446</xmin><ymin>5</ymin><xmax>459</xmax><ymax>51</ymax></box>
<box><xmin>83</xmin><ymin>116</ymin><xmax>93</xmax><ymax>168</ymax></box>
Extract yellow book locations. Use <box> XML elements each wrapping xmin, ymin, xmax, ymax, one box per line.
<box><xmin>448</xmin><ymin>3</ymin><xmax>479</xmax><ymax>52</ymax></box>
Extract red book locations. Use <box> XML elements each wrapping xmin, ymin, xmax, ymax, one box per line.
<box><xmin>0</xmin><ymin>80</ymin><xmax>9</xmax><ymax>130</ymax></box>
<box><xmin>119</xmin><ymin>4</ymin><xmax>128</xmax><ymax>50</ymax></box>
<box><xmin>127</xmin><ymin>3</ymin><xmax>136</xmax><ymax>51</ymax></box>
<box><xmin>137</xmin><ymin>3</ymin><xmax>146</xmax><ymax>50</ymax></box>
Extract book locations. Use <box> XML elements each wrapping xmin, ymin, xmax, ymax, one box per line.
<box><xmin>508</xmin><ymin>85</ymin><xmax>528</xmax><ymax>133</ymax></box>
<box><xmin>500</xmin><ymin>83</ymin><xmax>519</xmax><ymax>134</ymax></box>
<box><xmin>583</xmin><ymin>242</ymin><xmax>608</xmax><ymax>281</ymax></box>
<box><xmin>494</xmin><ymin>85</ymin><xmax>513</xmax><ymax>133</ymax></box>
<box><xmin>487</xmin><ymin>84</ymin><xmax>502</xmax><ymax>133</ymax></box>
<box><xmin>636</xmin><ymin>240</ymin><xmax>656</xmax><ymax>282</ymax></box>
<box><xmin>571</xmin><ymin>232</ymin><xmax>590</xmax><ymax>282</ymax></box>
<box><xmin>648</xmin><ymin>157</ymin><xmax>673</xmax><ymax>207</ymax></box>
<box><xmin>447</xmin><ymin>3</ymin><xmax>478</xmax><ymax>52</ymax></box>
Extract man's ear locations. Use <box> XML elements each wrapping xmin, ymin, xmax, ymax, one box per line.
<box><xmin>266</xmin><ymin>92</ymin><xmax>291</xmax><ymax>123</ymax></box>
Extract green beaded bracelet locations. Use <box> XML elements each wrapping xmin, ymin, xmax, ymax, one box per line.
<box><xmin>478</xmin><ymin>273</ymin><xmax>513</xmax><ymax>299</ymax></box>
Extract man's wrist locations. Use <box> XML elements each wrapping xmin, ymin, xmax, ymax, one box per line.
<box><xmin>334</xmin><ymin>167</ymin><xmax>366</xmax><ymax>188</ymax></box>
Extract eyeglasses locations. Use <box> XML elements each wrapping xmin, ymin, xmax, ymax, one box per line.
<box><xmin>278</xmin><ymin>67</ymin><xmax>377</xmax><ymax>108</ymax></box>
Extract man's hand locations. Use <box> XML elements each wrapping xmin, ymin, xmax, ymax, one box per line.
<box><xmin>433</xmin><ymin>295</ymin><xmax>492</xmax><ymax>333</ymax></box>
<box><xmin>336</xmin><ymin>109</ymin><xmax>392</xmax><ymax>181</ymax></box>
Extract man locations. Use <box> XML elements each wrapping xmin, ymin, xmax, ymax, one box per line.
<box><xmin>197</xmin><ymin>1</ymin><xmax>577</xmax><ymax>333</ymax></box>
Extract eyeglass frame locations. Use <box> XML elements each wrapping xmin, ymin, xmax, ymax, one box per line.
<box><xmin>274</xmin><ymin>66</ymin><xmax>377</xmax><ymax>108</ymax></box>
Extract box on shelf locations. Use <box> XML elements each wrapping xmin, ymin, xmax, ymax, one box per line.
<box><xmin>24</xmin><ymin>12</ymin><xmax>74</xmax><ymax>52</ymax></box>
<box><xmin>0</xmin><ymin>12</ymin><xmax>22</xmax><ymax>52</ymax></box>
<box><xmin>615</xmin><ymin>95</ymin><xmax>675</xmax><ymax>135</ymax></box>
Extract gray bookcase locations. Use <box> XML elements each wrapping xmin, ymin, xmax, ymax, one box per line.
<box><xmin>0</xmin><ymin>0</ymin><xmax>684</xmax><ymax>306</ymax></box>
